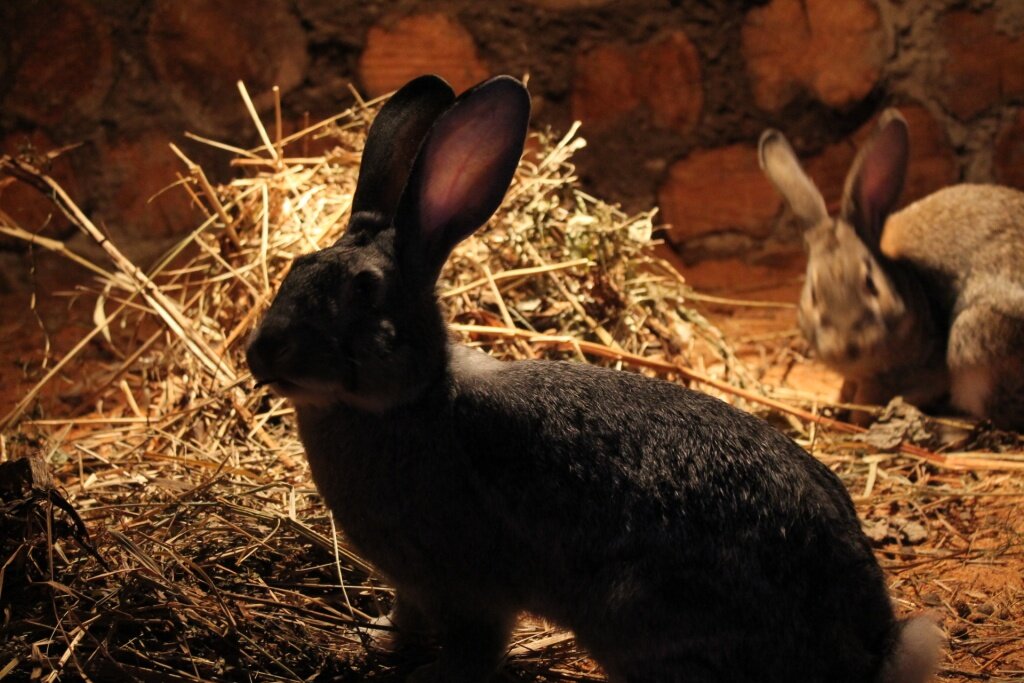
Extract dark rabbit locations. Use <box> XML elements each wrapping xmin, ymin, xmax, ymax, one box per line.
<box><xmin>760</xmin><ymin>111</ymin><xmax>1024</xmax><ymax>429</ymax></box>
<box><xmin>247</xmin><ymin>75</ymin><xmax>942</xmax><ymax>683</ymax></box>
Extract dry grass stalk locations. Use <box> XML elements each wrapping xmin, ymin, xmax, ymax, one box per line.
<box><xmin>0</xmin><ymin>85</ymin><xmax>1022</xmax><ymax>681</ymax></box>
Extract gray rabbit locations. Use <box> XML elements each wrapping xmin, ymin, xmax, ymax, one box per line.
<box><xmin>247</xmin><ymin>76</ymin><xmax>942</xmax><ymax>682</ymax></box>
<box><xmin>760</xmin><ymin>111</ymin><xmax>1024</xmax><ymax>429</ymax></box>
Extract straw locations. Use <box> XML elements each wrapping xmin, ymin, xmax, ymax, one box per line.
<box><xmin>1</xmin><ymin>83</ymin><xmax>1021</xmax><ymax>681</ymax></box>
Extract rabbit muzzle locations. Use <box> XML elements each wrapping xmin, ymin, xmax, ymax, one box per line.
<box><xmin>246</xmin><ymin>322</ymin><xmax>333</xmax><ymax>405</ymax></box>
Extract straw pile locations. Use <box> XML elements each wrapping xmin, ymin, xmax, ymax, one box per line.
<box><xmin>0</xmin><ymin>84</ymin><xmax>1022</xmax><ymax>682</ymax></box>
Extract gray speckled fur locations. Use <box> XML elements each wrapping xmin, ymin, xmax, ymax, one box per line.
<box><xmin>295</xmin><ymin>347</ymin><xmax>900</xmax><ymax>682</ymax></box>
<box><xmin>248</xmin><ymin>76</ymin><xmax>942</xmax><ymax>682</ymax></box>
<box><xmin>760</xmin><ymin>111</ymin><xmax>1024</xmax><ymax>429</ymax></box>
<box><xmin>883</xmin><ymin>184</ymin><xmax>1024</xmax><ymax>428</ymax></box>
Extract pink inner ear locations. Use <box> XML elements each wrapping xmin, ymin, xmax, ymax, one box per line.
<box><xmin>415</xmin><ymin>96</ymin><xmax>522</xmax><ymax>240</ymax></box>
<box><xmin>420</xmin><ymin>116</ymin><xmax>496</xmax><ymax>235</ymax></box>
<box><xmin>860</xmin><ymin>161</ymin><xmax>891</xmax><ymax>207</ymax></box>
<box><xmin>863</xmin><ymin>123</ymin><xmax>907</xmax><ymax>206</ymax></box>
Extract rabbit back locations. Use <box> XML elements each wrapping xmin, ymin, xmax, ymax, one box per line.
<box><xmin>459</xmin><ymin>357</ymin><xmax>898</xmax><ymax>682</ymax></box>
<box><xmin>882</xmin><ymin>184</ymin><xmax>1024</xmax><ymax>427</ymax></box>
<box><xmin>297</xmin><ymin>349</ymin><xmax>900</xmax><ymax>682</ymax></box>
<box><xmin>881</xmin><ymin>184</ymin><xmax>1024</xmax><ymax>276</ymax></box>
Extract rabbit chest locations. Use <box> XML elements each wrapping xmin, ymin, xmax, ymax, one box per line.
<box><xmin>293</xmin><ymin>398</ymin><xmax>521</xmax><ymax>594</ymax></box>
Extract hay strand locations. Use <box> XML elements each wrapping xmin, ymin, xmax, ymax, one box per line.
<box><xmin>1</xmin><ymin>84</ymin><xmax>1022</xmax><ymax>682</ymax></box>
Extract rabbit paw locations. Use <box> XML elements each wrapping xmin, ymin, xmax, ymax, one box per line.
<box><xmin>405</xmin><ymin>662</ymin><xmax>443</xmax><ymax>683</ymax></box>
<box><xmin>405</xmin><ymin>662</ymin><xmax>497</xmax><ymax>683</ymax></box>
<box><xmin>365</xmin><ymin>613</ymin><xmax>402</xmax><ymax>654</ymax></box>
<box><xmin>365</xmin><ymin>614</ymin><xmax>435</xmax><ymax>656</ymax></box>
<box><xmin>402</xmin><ymin>611</ymin><xmax>512</xmax><ymax>683</ymax></box>
<box><xmin>366</xmin><ymin>594</ymin><xmax>438</xmax><ymax>655</ymax></box>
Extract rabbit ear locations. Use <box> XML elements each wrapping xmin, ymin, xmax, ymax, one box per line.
<box><xmin>396</xmin><ymin>76</ymin><xmax>530</xmax><ymax>280</ymax></box>
<box><xmin>758</xmin><ymin>129</ymin><xmax>828</xmax><ymax>227</ymax></box>
<box><xmin>351</xmin><ymin>75</ymin><xmax>456</xmax><ymax>220</ymax></box>
<box><xmin>841</xmin><ymin>110</ymin><xmax>909</xmax><ymax>248</ymax></box>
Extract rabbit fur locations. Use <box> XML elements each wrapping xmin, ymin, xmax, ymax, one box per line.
<box><xmin>248</xmin><ymin>75</ymin><xmax>943</xmax><ymax>682</ymax></box>
<box><xmin>881</xmin><ymin>184</ymin><xmax>1024</xmax><ymax>429</ymax></box>
<box><xmin>760</xmin><ymin>111</ymin><xmax>1024</xmax><ymax>429</ymax></box>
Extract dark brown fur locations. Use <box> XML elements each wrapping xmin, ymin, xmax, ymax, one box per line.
<box><xmin>248</xmin><ymin>76</ymin><xmax>942</xmax><ymax>682</ymax></box>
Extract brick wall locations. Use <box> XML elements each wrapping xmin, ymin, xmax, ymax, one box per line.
<box><xmin>0</xmin><ymin>0</ymin><xmax>1021</xmax><ymax>288</ymax></box>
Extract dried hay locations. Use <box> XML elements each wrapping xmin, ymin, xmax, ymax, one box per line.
<box><xmin>0</xmin><ymin>83</ymin><xmax>1022</xmax><ymax>681</ymax></box>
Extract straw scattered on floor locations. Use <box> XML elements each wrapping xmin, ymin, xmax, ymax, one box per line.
<box><xmin>0</xmin><ymin>82</ymin><xmax>1021</xmax><ymax>682</ymax></box>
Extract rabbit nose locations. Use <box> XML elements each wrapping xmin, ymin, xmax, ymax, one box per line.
<box><xmin>246</xmin><ymin>324</ymin><xmax>289</xmax><ymax>381</ymax></box>
<box><xmin>845</xmin><ymin>341</ymin><xmax>861</xmax><ymax>360</ymax></box>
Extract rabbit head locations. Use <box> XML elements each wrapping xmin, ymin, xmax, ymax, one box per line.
<box><xmin>759</xmin><ymin>111</ymin><xmax>920</xmax><ymax>377</ymax></box>
<box><xmin>246</xmin><ymin>75</ymin><xmax>530</xmax><ymax>412</ymax></box>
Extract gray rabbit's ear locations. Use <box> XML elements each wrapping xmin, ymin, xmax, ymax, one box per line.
<box><xmin>351</xmin><ymin>75</ymin><xmax>456</xmax><ymax>222</ymax></box>
<box><xmin>396</xmin><ymin>76</ymin><xmax>530</xmax><ymax>282</ymax></box>
<box><xmin>759</xmin><ymin>129</ymin><xmax>828</xmax><ymax>228</ymax></box>
<box><xmin>841</xmin><ymin>109</ymin><xmax>908</xmax><ymax>248</ymax></box>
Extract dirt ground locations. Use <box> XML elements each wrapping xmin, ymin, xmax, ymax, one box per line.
<box><xmin>1</xmin><ymin>252</ymin><xmax>1022</xmax><ymax>681</ymax></box>
<box><xmin>684</xmin><ymin>254</ymin><xmax>1024</xmax><ymax>682</ymax></box>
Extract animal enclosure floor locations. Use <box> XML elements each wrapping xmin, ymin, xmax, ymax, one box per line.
<box><xmin>685</xmin><ymin>254</ymin><xmax>1024</xmax><ymax>682</ymax></box>
<box><xmin>1</xmin><ymin>254</ymin><xmax>1022</xmax><ymax>682</ymax></box>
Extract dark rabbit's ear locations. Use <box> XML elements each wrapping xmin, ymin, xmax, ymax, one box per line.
<box><xmin>351</xmin><ymin>75</ymin><xmax>456</xmax><ymax>220</ymax></box>
<box><xmin>841</xmin><ymin>109</ymin><xmax>909</xmax><ymax>248</ymax></box>
<box><xmin>758</xmin><ymin>129</ymin><xmax>828</xmax><ymax>228</ymax></box>
<box><xmin>396</xmin><ymin>76</ymin><xmax>530</xmax><ymax>280</ymax></box>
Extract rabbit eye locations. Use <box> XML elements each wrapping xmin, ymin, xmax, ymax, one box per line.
<box><xmin>351</xmin><ymin>270</ymin><xmax>382</xmax><ymax>305</ymax></box>
<box><xmin>864</xmin><ymin>272</ymin><xmax>878</xmax><ymax>298</ymax></box>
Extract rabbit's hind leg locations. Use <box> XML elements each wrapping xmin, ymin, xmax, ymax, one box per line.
<box><xmin>953</xmin><ymin>358</ymin><xmax>1024</xmax><ymax>431</ymax></box>
<box><xmin>406</xmin><ymin>607</ymin><xmax>515</xmax><ymax>683</ymax></box>
<box><xmin>606</xmin><ymin>659</ymin><xmax>720</xmax><ymax>683</ymax></box>
<box><xmin>947</xmin><ymin>299</ymin><xmax>1024</xmax><ymax>430</ymax></box>
<box><xmin>365</xmin><ymin>591</ymin><xmax>436</xmax><ymax>655</ymax></box>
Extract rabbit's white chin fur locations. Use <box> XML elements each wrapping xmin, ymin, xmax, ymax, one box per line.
<box><xmin>260</xmin><ymin>378</ymin><xmax>330</xmax><ymax>406</ymax></box>
<box><xmin>266</xmin><ymin>378</ymin><xmax>395</xmax><ymax>412</ymax></box>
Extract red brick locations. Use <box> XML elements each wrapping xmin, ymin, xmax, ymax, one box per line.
<box><xmin>894</xmin><ymin>107</ymin><xmax>959</xmax><ymax>203</ymax></box>
<box><xmin>571</xmin><ymin>44</ymin><xmax>639</xmax><ymax>131</ymax></box>
<box><xmin>658</xmin><ymin>145</ymin><xmax>781</xmax><ymax>243</ymax></box>
<box><xmin>742</xmin><ymin>0</ymin><xmax>885</xmax><ymax>112</ymax></box>
<box><xmin>572</xmin><ymin>31</ymin><xmax>703</xmax><ymax>135</ymax></box>
<box><xmin>521</xmin><ymin>0</ymin><xmax>615</xmax><ymax>8</ymax></box>
<box><xmin>359</xmin><ymin>14</ymin><xmax>491</xmax><ymax>98</ymax></box>
<box><xmin>101</xmin><ymin>133</ymin><xmax>199</xmax><ymax>238</ymax></box>
<box><xmin>994</xmin><ymin>110</ymin><xmax>1024</xmax><ymax>190</ymax></box>
<box><xmin>941</xmin><ymin>10</ymin><xmax>1024</xmax><ymax>120</ymax></box>
<box><xmin>5</xmin><ymin>0</ymin><xmax>113</xmax><ymax>126</ymax></box>
<box><xmin>148</xmin><ymin>0</ymin><xmax>309</xmax><ymax>133</ymax></box>
<box><xmin>0</xmin><ymin>132</ymin><xmax>78</xmax><ymax>245</ymax></box>
<box><xmin>660</xmin><ymin>108</ymin><xmax>955</xmax><ymax>249</ymax></box>
<box><xmin>805</xmin><ymin>105</ymin><xmax>957</xmax><ymax>209</ymax></box>
<box><xmin>637</xmin><ymin>32</ymin><xmax>704</xmax><ymax>135</ymax></box>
